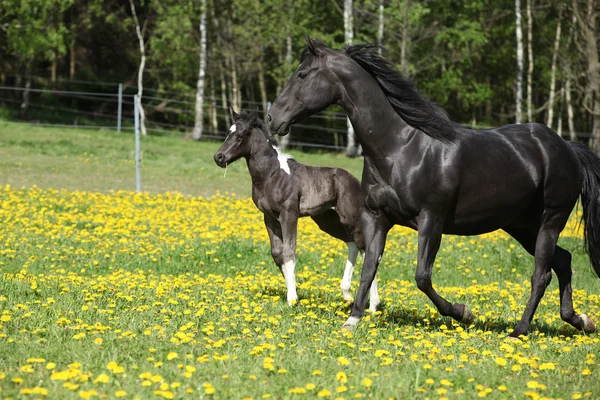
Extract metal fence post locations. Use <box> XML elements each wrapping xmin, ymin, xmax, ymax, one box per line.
<box><xmin>117</xmin><ymin>83</ymin><xmax>123</xmax><ymax>134</ymax></box>
<box><xmin>134</xmin><ymin>95</ymin><xmax>141</xmax><ymax>192</ymax></box>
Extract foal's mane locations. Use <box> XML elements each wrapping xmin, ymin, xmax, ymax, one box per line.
<box><xmin>238</xmin><ymin>110</ymin><xmax>279</xmax><ymax>147</ymax></box>
<box><xmin>343</xmin><ymin>44</ymin><xmax>462</xmax><ymax>142</ymax></box>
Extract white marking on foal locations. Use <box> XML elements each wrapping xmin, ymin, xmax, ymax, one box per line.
<box><xmin>271</xmin><ymin>145</ymin><xmax>293</xmax><ymax>175</ymax></box>
<box><xmin>369</xmin><ymin>276</ymin><xmax>380</xmax><ymax>313</ymax></box>
<box><xmin>229</xmin><ymin>124</ymin><xmax>237</xmax><ymax>133</ymax></box>
<box><xmin>281</xmin><ymin>260</ymin><xmax>298</xmax><ymax>305</ymax></box>
<box><xmin>341</xmin><ymin>242</ymin><xmax>359</xmax><ymax>301</ymax></box>
<box><xmin>344</xmin><ymin>316</ymin><xmax>360</xmax><ymax>327</ymax></box>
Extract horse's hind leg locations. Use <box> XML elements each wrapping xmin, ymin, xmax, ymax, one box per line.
<box><xmin>509</xmin><ymin>210</ymin><xmax>572</xmax><ymax>338</ymax></box>
<box><xmin>552</xmin><ymin>246</ymin><xmax>595</xmax><ymax>333</ymax></box>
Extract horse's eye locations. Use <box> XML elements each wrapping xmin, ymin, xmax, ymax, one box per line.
<box><xmin>298</xmin><ymin>71</ymin><xmax>308</xmax><ymax>79</ymax></box>
<box><xmin>235</xmin><ymin>135</ymin><xmax>244</xmax><ymax>141</ymax></box>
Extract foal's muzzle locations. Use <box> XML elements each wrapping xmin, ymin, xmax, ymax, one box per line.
<box><xmin>214</xmin><ymin>152</ymin><xmax>227</xmax><ymax>168</ymax></box>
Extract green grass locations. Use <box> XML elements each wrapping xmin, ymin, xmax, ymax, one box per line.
<box><xmin>0</xmin><ymin>121</ymin><xmax>363</xmax><ymax>197</ymax></box>
<box><xmin>0</xmin><ymin>124</ymin><xmax>599</xmax><ymax>399</ymax></box>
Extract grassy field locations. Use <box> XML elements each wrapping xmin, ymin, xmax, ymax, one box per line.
<box><xmin>0</xmin><ymin>123</ymin><xmax>599</xmax><ymax>399</ymax></box>
<box><xmin>0</xmin><ymin>122</ymin><xmax>362</xmax><ymax>197</ymax></box>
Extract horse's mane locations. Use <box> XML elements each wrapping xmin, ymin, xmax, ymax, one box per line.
<box><xmin>344</xmin><ymin>44</ymin><xmax>462</xmax><ymax>142</ymax></box>
<box><xmin>238</xmin><ymin>110</ymin><xmax>279</xmax><ymax>147</ymax></box>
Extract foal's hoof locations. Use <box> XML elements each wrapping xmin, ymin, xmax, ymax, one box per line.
<box><xmin>460</xmin><ymin>304</ymin><xmax>475</xmax><ymax>326</ymax></box>
<box><xmin>341</xmin><ymin>324</ymin><xmax>356</xmax><ymax>333</ymax></box>
<box><xmin>580</xmin><ymin>314</ymin><xmax>596</xmax><ymax>334</ymax></box>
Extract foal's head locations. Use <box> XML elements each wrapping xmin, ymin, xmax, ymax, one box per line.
<box><xmin>267</xmin><ymin>36</ymin><xmax>342</xmax><ymax>136</ymax></box>
<box><xmin>214</xmin><ymin>109</ymin><xmax>271</xmax><ymax>168</ymax></box>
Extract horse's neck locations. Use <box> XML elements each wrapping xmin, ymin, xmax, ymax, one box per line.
<box><xmin>245</xmin><ymin>138</ymin><xmax>280</xmax><ymax>187</ymax></box>
<box><xmin>336</xmin><ymin>63</ymin><xmax>416</xmax><ymax>155</ymax></box>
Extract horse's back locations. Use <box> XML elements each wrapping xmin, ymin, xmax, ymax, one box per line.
<box><xmin>446</xmin><ymin>123</ymin><xmax>581</xmax><ymax>233</ymax></box>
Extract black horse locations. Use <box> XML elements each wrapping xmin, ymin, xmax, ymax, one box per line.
<box><xmin>267</xmin><ymin>37</ymin><xmax>600</xmax><ymax>337</ymax></box>
<box><xmin>214</xmin><ymin>109</ymin><xmax>380</xmax><ymax>310</ymax></box>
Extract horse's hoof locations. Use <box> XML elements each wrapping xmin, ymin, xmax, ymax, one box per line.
<box><xmin>460</xmin><ymin>304</ymin><xmax>474</xmax><ymax>325</ymax></box>
<box><xmin>287</xmin><ymin>298</ymin><xmax>298</xmax><ymax>306</ymax></box>
<box><xmin>506</xmin><ymin>335</ymin><xmax>522</xmax><ymax>341</ymax></box>
<box><xmin>580</xmin><ymin>314</ymin><xmax>596</xmax><ymax>333</ymax></box>
<box><xmin>341</xmin><ymin>324</ymin><xmax>355</xmax><ymax>333</ymax></box>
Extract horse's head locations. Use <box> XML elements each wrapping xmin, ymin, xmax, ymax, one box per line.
<box><xmin>214</xmin><ymin>109</ymin><xmax>259</xmax><ymax>168</ymax></box>
<box><xmin>268</xmin><ymin>36</ymin><xmax>341</xmax><ymax>136</ymax></box>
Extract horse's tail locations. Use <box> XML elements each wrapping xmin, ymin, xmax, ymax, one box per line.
<box><xmin>570</xmin><ymin>141</ymin><xmax>600</xmax><ymax>278</ymax></box>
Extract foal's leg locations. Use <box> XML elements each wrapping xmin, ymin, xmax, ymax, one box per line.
<box><xmin>264</xmin><ymin>214</ymin><xmax>284</xmax><ymax>268</ymax></box>
<box><xmin>415</xmin><ymin>211</ymin><xmax>474</xmax><ymax>324</ymax></box>
<box><xmin>279</xmin><ymin>208</ymin><xmax>300</xmax><ymax>305</ymax></box>
<box><xmin>343</xmin><ymin>210</ymin><xmax>390</xmax><ymax>329</ymax></box>
<box><xmin>341</xmin><ymin>242</ymin><xmax>359</xmax><ymax>302</ymax></box>
<box><xmin>509</xmin><ymin>211</ymin><xmax>571</xmax><ymax>338</ymax></box>
<box><xmin>339</xmin><ymin>243</ymin><xmax>380</xmax><ymax>311</ymax></box>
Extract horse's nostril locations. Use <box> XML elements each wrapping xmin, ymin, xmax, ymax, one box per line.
<box><xmin>267</xmin><ymin>114</ymin><xmax>272</xmax><ymax>123</ymax></box>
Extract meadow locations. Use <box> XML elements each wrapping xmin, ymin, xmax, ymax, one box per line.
<box><xmin>0</xmin><ymin>123</ymin><xmax>599</xmax><ymax>399</ymax></box>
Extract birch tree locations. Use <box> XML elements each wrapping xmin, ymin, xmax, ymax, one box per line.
<box><xmin>401</xmin><ymin>0</ymin><xmax>411</xmax><ymax>76</ymax></box>
<box><xmin>377</xmin><ymin>0</ymin><xmax>384</xmax><ymax>53</ymax></box>
<box><xmin>345</xmin><ymin>0</ymin><xmax>358</xmax><ymax>157</ymax></box>
<box><xmin>129</xmin><ymin>0</ymin><xmax>147</xmax><ymax>136</ymax></box>
<box><xmin>526</xmin><ymin>0</ymin><xmax>533</xmax><ymax>122</ymax></box>
<box><xmin>546</xmin><ymin>6</ymin><xmax>563</xmax><ymax>129</ymax></box>
<box><xmin>573</xmin><ymin>0</ymin><xmax>600</xmax><ymax>151</ymax></box>
<box><xmin>278</xmin><ymin>25</ymin><xmax>293</xmax><ymax>150</ymax></box>
<box><xmin>192</xmin><ymin>0</ymin><xmax>207</xmax><ymax>140</ymax></box>
<box><xmin>515</xmin><ymin>0</ymin><xmax>524</xmax><ymax>124</ymax></box>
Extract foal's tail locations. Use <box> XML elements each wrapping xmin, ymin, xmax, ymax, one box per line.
<box><xmin>570</xmin><ymin>142</ymin><xmax>600</xmax><ymax>278</ymax></box>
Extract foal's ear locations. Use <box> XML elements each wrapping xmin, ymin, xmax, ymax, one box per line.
<box><xmin>248</xmin><ymin>108</ymin><xmax>259</xmax><ymax>126</ymax></box>
<box><xmin>305</xmin><ymin>35</ymin><xmax>325</xmax><ymax>57</ymax></box>
<box><xmin>230</xmin><ymin>107</ymin><xmax>240</xmax><ymax>121</ymax></box>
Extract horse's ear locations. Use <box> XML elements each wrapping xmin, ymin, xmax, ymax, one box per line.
<box><xmin>230</xmin><ymin>107</ymin><xmax>239</xmax><ymax>121</ymax></box>
<box><xmin>305</xmin><ymin>35</ymin><xmax>325</xmax><ymax>57</ymax></box>
<box><xmin>248</xmin><ymin>108</ymin><xmax>259</xmax><ymax>126</ymax></box>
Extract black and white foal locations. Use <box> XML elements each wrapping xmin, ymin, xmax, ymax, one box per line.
<box><xmin>214</xmin><ymin>110</ymin><xmax>379</xmax><ymax>310</ymax></box>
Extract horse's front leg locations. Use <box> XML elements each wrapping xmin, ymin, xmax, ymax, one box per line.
<box><xmin>279</xmin><ymin>208</ymin><xmax>299</xmax><ymax>305</ymax></box>
<box><xmin>343</xmin><ymin>210</ymin><xmax>391</xmax><ymax>330</ymax></box>
<box><xmin>415</xmin><ymin>211</ymin><xmax>474</xmax><ymax>324</ymax></box>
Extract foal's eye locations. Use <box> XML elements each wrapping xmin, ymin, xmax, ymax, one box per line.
<box><xmin>297</xmin><ymin>71</ymin><xmax>308</xmax><ymax>79</ymax></box>
<box><xmin>235</xmin><ymin>135</ymin><xmax>244</xmax><ymax>142</ymax></box>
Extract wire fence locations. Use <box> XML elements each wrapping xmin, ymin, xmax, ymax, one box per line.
<box><xmin>0</xmin><ymin>76</ymin><xmax>594</xmax><ymax>152</ymax></box>
<box><xmin>0</xmin><ymin>77</ymin><xmax>355</xmax><ymax>151</ymax></box>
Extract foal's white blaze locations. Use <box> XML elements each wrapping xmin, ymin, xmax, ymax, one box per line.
<box><xmin>272</xmin><ymin>145</ymin><xmax>293</xmax><ymax>175</ymax></box>
<box><xmin>229</xmin><ymin>124</ymin><xmax>237</xmax><ymax>133</ymax></box>
<box><xmin>281</xmin><ymin>260</ymin><xmax>298</xmax><ymax>304</ymax></box>
<box><xmin>341</xmin><ymin>242</ymin><xmax>359</xmax><ymax>301</ymax></box>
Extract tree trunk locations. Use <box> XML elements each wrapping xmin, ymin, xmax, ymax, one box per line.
<box><xmin>210</xmin><ymin>76</ymin><xmax>218</xmax><ymax>133</ymax></box>
<box><xmin>401</xmin><ymin>0</ymin><xmax>411</xmax><ymax>76</ymax></box>
<box><xmin>51</xmin><ymin>50</ymin><xmax>57</xmax><ymax>83</ymax></box>
<box><xmin>192</xmin><ymin>0</ymin><xmax>207</xmax><ymax>140</ymax></box>
<box><xmin>257</xmin><ymin>51</ymin><xmax>268</xmax><ymax>117</ymax></box>
<box><xmin>573</xmin><ymin>0</ymin><xmax>600</xmax><ymax>151</ymax></box>
<box><xmin>566</xmin><ymin>77</ymin><xmax>576</xmax><ymax>140</ymax></box>
<box><xmin>377</xmin><ymin>0</ymin><xmax>384</xmax><ymax>54</ymax></box>
<box><xmin>220</xmin><ymin>68</ymin><xmax>230</xmax><ymax>128</ymax></box>
<box><xmin>344</xmin><ymin>0</ymin><xmax>358</xmax><ymax>157</ymax></box>
<box><xmin>546</xmin><ymin>8</ymin><xmax>562</xmax><ymax>128</ymax></box>
<box><xmin>129</xmin><ymin>0</ymin><xmax>147</xmax><ymax>136</ymax></box>
<box><xmin>515</xmin><ymin>0</ymin><xmax>524</xmax><ymax>124</ymax></box>
<box><xmin>230</xmin><ymin>54</ymin><xmax>240</xmax><ymax>112</ymax></box>
<box><xmin>69</xmin><ymin>21</ymin><xmax>76</xmax><ymax>78</ymax></box>
<box><xmin>20</xmin><ymin>64</ymin><xmax>32</xmax><ymax>119</ymax></box>
<box><xmin>526</xmin><ymin>0</ymin><xmax>533</xmax><ymax>122</ymax></box>
<box><xmin>279</xmin><ymin>29</ymin><xmax>293</xmax><ymax>150</ymax></box>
